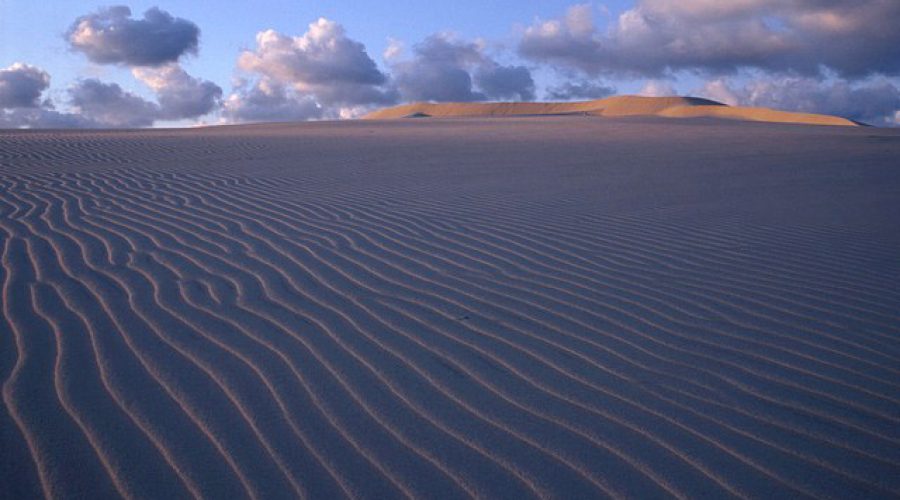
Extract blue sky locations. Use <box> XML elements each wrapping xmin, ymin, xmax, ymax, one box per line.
<box><xmin>1</xmin><ymin>1</ymin><xmax>899</xmax><ymax>127</ymax></box>
<box><xmin>2</xmin><ymin>1</ymin><xmax>631</xmax><ymax>100</ymax></box>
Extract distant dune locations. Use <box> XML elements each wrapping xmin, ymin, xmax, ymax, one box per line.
<box><xmin>2</xmin><ymin>118</ymin><xmax>899</xmax><ymax>499</ymax></box>
<box><xmin>364</xmin><ymin>95</ymin><xmax>859</xmax><ymax>126</ymax></box>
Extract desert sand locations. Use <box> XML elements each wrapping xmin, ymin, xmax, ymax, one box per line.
<box><xmin>1</xmin><ymin>115</ymin><xmax>899</xmax><ymax>499</ymax></box>
<box><xmin>364</xmin><ymin>95</ymin><xmax>860</xmax><ymax>127</ymax></box>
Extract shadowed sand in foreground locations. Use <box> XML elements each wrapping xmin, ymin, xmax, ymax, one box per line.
<box><xmin>1</xmin><ymin>116</ymin><xmax>899</xmax><ymax>499</ymax></box>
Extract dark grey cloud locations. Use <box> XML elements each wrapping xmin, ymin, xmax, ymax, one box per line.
<box><xmin>0</xmin><ymin>70</ymin><xmax>154</xmax><ymax>129</ymax></box>
<box><xmin>69</xmin><ymin>79</ymin><xmax>159</xmax><ymax>127</ymax></box>
<box><xmin>545</xmin><ymin>80</ymin><xmax>615</xmax><ymax>100</ymax></box>
<box><xmin>474</xmin><ymin>64</ymin><xmax>535</xmax><ymax>101</ymax></box>
<box><xmin>133</xmin><ymin>65</ymin><xmax>222</xmax><ymax>119</ymax></box>
<box><xmin>698</xmin><ymin>77</ymin><xmax>900</xmax><ymax>126</ymax></box>
<box><xmin>519</xmin><ymin>1</ymin><xmax>900</xmax><ymax>79</ymax></box>
<box><xmin>0</xmin><ymin>108</ymin><xmax>96</xmax><ymax>129</ymax></box>
<box><xmin>67</xmin><ymin>6</ymin><xmax>199</xmax><ymax>66</ymax></box>
<box><xmin>0</xmin><ymin>63</ymin><xmax>50</xmax><ymax>109</ymax></box>
<box><xmin>391</xmin><ymin>37</ymin><xmax>483</xmax><ymax>102</ymax></box>
<box><xmin>0</xmin><ymin>63</ymin><xmax>97</xmax><ymax>128</ymax></box>
<box><xmin>237</xmin><ymin>18</ymin><xmax>393</xmax><ymax>108</ymax></box>
<box><xmin>223</xmin><ymin>79</ymin><xmax>323</xmax><ymax>123</ymax></box>
<box><xmin>57</xmin><ymin>6</ymin><xmax>221</xmax><ymax>126</ymax></box>
<box><xmin>391</xmin><ymin>34</ymin><xmax>535</xmax><ymax>102</ymax></box>
<box><xmin>2</xmin><ymin>68</ymin><xmax>222</xmax><ymax>129</ymax></box>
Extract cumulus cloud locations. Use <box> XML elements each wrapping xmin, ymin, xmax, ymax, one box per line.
<box><xmin>68</xmin><ymin>79</ymin><xmax>159</xmax><ymax>127</ymax></box>
<box><xmin>58</xmin><ymin>6</ymin><xmax>222</xmax><ymax>126</ymax></box>
<box><xmin>545</xmin><ymin>80</ymin><xmax>615</xmax><ymax>100</ymax></box>
<box><xmin>474</xmin><ymin>63</ymin><xmax>536</xmax><ymax>101</ymax></box>
<box><xmin>1</xmin><ymin>72</ymin><xmax>165</xmax><ymax>129</ymax></box>
<box><xmin>67</xmin><ymin>6</ymin><xmax>200</xmax><ymax>66</ymax></box>
<box><xmin>391</xmin><ymin>34</ymin><xmax>535</xmax><ymax>102</ymax></box>
<box><xmin>697</xmin><ymin>77</ymin><xmax>900</xmax><ymax>126</ymax></box>
<box><xmin>519</xmin><ymin>1</ymin><xmax>900</xmax><ymax>78</ymax></box>
<box><xmin>697</xmin><ymin>79</ymin><xmax>742</xmax><ymax>107</ymax></box>
<box><xmin>12</xmin><ymin>5</ymin><xmax>895</xmax><ymax>128</ymax></box>
<box><xmin>639</xmin><ymin>80</ymin><xmax>678</xmax><ymax>97</ymax></box>
<box><xmin>133</xmin><ymin>64</ymin><xmax>222</xmax><ymax>119</ymax></box>
<box><xmin>391</xmin><ymin>35</ymin><xmax>484</xmax><ymax>102</ymax></box>
<box><xmin>228</xmin><ymin>25</ymin><xmax>536</xmax><ymax>121</ymax></box>
<box><xmin>237</xmin><ymin>18</ymin><xmax>394</xmax><ymax>108</ymax></box>
<box><xmin>2</xmin><ymin>68</ymin><xmax>223</xmax><ymax>129</ymax></box>
<box><xmin>0</xmin><ymin>108</ymin><xmax>95</xmax><ymax>129</ymax></box>
<box><xmin>223</xmin><ymin>79</ymin><xmax>323</xmax><ymax>122</ymax></box>
<box><xmin>0</xmin><ymin>63</ymin><xmax>50</xmax><ymax>109</ymax></box>
<box><xmin>383</xmin><ymin>38</ymin><xmax>405</xmax><ymax>62</ymax></box>
<box><xmin>0</xmin><ymin>63</ymin><xmax>98</xmax><ymax>128</ymax></box>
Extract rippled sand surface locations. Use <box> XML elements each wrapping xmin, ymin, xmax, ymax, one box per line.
<box><xmin>2</xmin><ymin>117</ymin><xmax>899</xmax><ymax>499</ymax></box>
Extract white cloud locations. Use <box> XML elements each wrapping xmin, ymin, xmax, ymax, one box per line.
<box><xmin>224</xmin><ymin>18</ymin><xmax>396</xmax><ymax>122</ymax></box>
<box><xmin>383</xmin><ymin>38</ymin><xmax>405</xmax><ymax>62</ymax></box>
<box><xmin>133</xmin><ymin>64</ymin><xmax>222</xmax><ymax>120</ymax></box>
<box><xmin>639</xmin><ymin>80</ymin><xmax>677</xmax><ymax>97</ymax></box>
<box><xmin>237</xmin><ymin>19</ymin><xmax>393</xmax><ymax>106</ymax></box>
<box><xmin>696</xmin><ymin>77</ymin><xmax>900</xmax><ymax>126</ymax></box>
<box><xmin>696</xmin><ymin>78</ymin><xmax>741</xmax><ymax>106</ymax></box>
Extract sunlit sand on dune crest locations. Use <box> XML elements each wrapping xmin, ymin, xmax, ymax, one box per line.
<box><xmin>364</xmin><ymin>95</ymin><xmax>860</xmax><ymax>127</ymax></box>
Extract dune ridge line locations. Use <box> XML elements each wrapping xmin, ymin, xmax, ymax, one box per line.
<box><xmin>363</xmin><ymin>95</ymin><xmax>859</xmax><ymax>126</ymax></box>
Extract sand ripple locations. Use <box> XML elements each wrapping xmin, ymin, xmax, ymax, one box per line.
<box><xmin>1</xmin><ymin>118</ymin><xmax>899</xmax><ymax>499</ymax></box>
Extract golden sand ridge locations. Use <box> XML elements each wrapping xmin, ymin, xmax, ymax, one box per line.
<box><xmin>364</xmin><ymin>95</ymin><xmax>859</xmax><ymax>126</ymax></box>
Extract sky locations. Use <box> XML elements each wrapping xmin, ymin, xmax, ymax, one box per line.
<box><xmin>1</xmin><ymin>0</ymin><xmax>899</xmax><ymax>128</ymax></box>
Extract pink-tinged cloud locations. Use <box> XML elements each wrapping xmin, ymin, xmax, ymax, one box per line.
<box><xmin>519</xmin><ymin>1</ymin><xmax>900</xmax><ymax>78</ymax></box>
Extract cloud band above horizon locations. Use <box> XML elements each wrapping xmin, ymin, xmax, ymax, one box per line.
<box><xmin>2</xmin><ymin>2</ymin><xmax>899</xmax><ymax>128</ymax></box>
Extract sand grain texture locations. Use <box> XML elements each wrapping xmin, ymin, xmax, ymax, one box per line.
<box><xmin>1</xmin><ymin>117</ymin><xmax>899</xmax><ymax>499</ymax></box>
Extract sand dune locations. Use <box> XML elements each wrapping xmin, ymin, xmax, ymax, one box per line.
<box><xmin>1</xmin><ymin>117</ymin><xmax>899</xmax><ymax>499</ymax></box>
<box><xmin>364</xmin><ymin>95</ymin><xmax>859</xmax><ymax>126</ymax></box>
